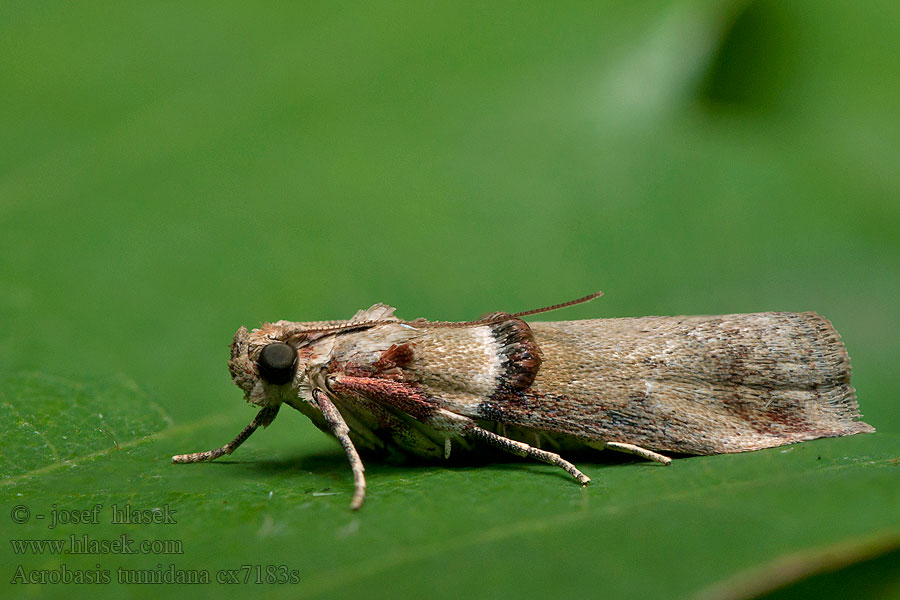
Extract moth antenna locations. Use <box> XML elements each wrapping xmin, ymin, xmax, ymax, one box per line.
<box><xmin>287</xmin><ymin>320</ymin><xmax>398</xmax><ymax>337</ymax></box>
<box><xmin>286</xmin><ymin>292</ymin><xmax>605</xmax><ymax>334</ymax></box>
<box><xmin>403</xmin><ymin>291</ymin><xmax>606</xmax><ymax>329</ymax></box>
<box><xmin>507</xmin><ymin>291</ymin><xmax>604</xmax><ymax>318</ymax></box>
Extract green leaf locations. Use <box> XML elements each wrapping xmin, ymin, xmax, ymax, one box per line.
<box><xmin>3</xmin><ymin>374</ymin><xmax>898</xmax><ymax>599</ymax></box>
<box><xmin>1</xmin><ymin>373</ymin><xmax>171</xmax><ymax>478</ymax></box>
<box><xmin>696</xmin><ymin>533</ymin><xmax>900</xmax><ymax>600</ymax></box>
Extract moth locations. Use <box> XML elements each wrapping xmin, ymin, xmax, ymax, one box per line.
<box><xmin>173</xmin><ymin>292</ymin><xmax>874</xmax><ymax>509</ymax></box>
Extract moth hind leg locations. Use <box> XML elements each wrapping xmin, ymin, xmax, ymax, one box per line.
<box><xmin>601</xmin><ymin>441</ymin><xmax>672</xmax><ymax>465</ymax></box>
<box><xmin>466</xmin><ymin>424</ymin><xmax>591</xmax><ymax>485</ymax></box>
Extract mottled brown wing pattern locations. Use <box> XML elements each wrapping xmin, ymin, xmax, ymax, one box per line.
<box><xmin>473</xmin><ymin>313</ymin><xmax>873</xmax><ymax>454</ymax></box>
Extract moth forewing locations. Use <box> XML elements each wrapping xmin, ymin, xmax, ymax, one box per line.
<box><xmin>475</xmin><ymin>313</ymin><xmax>872</xmax><ymax>455</ymax></box>
<box><xmin>173</xmin><ymin>295</ymin><xmax>874</xmax><ymax>509</ymax></box>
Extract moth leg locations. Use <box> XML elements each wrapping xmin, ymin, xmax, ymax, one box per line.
<box><xmin>172</xmin><ymin>405</ymin><xmax>280</xmax><ymax>463</ymax></box>
<box><xmin>312</xmin><ymin>388</ymin><xmax>367</xmax><ymax>510</ymax></box>
<box><xmin>466</xmin><ymin>424</ymin><xmax>591</xmax><ymax>485</ymax></box>
<box><xmin>604</xmin><ymin>441</ymin><xmax>672</xmax><ymax>465</ymax></box>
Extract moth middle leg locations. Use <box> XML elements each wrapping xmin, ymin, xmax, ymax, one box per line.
<box><xmin>312</xmin><ymin>388</ymin><xmax>367</xmax><ymax>510</ymax></box>
<box><xmin>329</xmin><ymin>376</ymin><xmax>591</xmax><ymax>487</ymax></box>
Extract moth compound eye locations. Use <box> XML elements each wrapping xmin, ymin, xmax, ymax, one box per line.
<box><xmin>257</xmin><ymin>343</ymin><xmax>297</xmax><ymax>385</ymax></box>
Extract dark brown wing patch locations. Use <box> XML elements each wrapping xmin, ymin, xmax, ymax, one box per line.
<box><xmin>490</xmin><ymin>318</ymin><xmax>542</xmax><ymax>395</ymax></box>
<box><xmin>374</xmin><ymin>343</ymin><xmax>416</xmax><ymax>376</ymax></box>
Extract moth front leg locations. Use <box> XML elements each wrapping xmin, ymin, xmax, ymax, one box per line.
<box><xmin>312</xmin><ymin>388</ymin><xmax>367</xmax><ymax>510</ymax></box>
<box><xmin>172</xmin><ymin>405</ymin><xmax>280</xmax><ymax>463</ymax></box>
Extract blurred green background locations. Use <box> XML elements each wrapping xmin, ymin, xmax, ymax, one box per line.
<box><xmin>2</xmin><ymin>1</ymin><xmax>898</xmax><ymax>599</ymax></box>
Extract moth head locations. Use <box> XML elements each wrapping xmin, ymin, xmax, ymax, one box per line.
<box><xmin>256</xmin><ymin>342</ymin><xmax>298</xmax><ymax>385</ymax></box>
<box><xmin>228</xmin><ymin>325</ymin><xmax>303</xmax><ymax>407</ymax></box>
